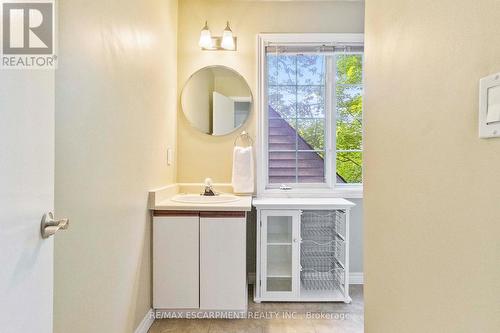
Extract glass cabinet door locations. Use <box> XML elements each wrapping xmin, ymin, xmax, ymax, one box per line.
<box><xmin>260</xmin><ymin>210</ymin><xmax>300</xmax><ymax>299</ymax></box>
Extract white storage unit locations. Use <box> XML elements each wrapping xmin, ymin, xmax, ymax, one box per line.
<box><xmin>253</xmin><ymin>198</ymin><xmax>355</xmax><ymax>303</ymax></box>
<box><xmin>153</xmin><ymin>211</ymin><xmax>247</xmax><ymax>313</ymax></box>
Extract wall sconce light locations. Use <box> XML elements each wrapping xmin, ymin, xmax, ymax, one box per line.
<box><xmin>199</xmin><ymin>21</ymin><xmax>237</xmax><ymax>51</ymax></box>
<box><xmin>198</xmin><ymin>21</ymin><xmax>212</xmax><ymax>49</ymax></box>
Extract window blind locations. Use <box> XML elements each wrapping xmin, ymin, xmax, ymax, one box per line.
<box><xmin>265</xmin><ymin>44</ymin><xmax>364</xmax><ymax>55</ymax></box>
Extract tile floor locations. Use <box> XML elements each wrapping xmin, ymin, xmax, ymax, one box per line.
<box><xmin>149</xmin><ymin>285</ymin><xmax>363</xmax><ymax>333</ymax></box>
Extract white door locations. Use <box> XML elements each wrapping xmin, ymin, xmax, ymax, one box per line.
<box><xmin>212</xmin><ymin>91</ymin><xmax>235</xmax><ymax>135</ymax></box>
<box><xmin>0</xmin><ymin>70</ymin><xmax>56</xmax><ymax>332</ymax></box>
<box><xmin>260</xmin><ymin>210</ymin><xmax>301</xmax><ymax>300</ymax></box>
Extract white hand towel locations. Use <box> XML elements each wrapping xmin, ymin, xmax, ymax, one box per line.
<box><xmin>232</xmin><ymin>146</ymin><xmax>254</xmax><ymax>194</ymax></box>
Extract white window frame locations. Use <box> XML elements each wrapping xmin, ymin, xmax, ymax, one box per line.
<box><xmin>256</xmin><ymin>33</ymin><xmax>364</xmax><ymax>198</ymax></box>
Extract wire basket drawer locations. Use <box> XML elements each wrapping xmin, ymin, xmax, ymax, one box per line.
<box><xmin>301</xmin><ymin>238</ymin><xmax>344</xmax><ymax>258</ymax></box>
<box><xmin>300</xmin><ymin>266</ymin><xmax>345</xmax><ymax>291</ymax></box>
<box><xmin>300</xmin><ymin>255</ymin><xmax>333</xmax><ymax>271</ymax></box>
<box><xmin>301</xmin><ymin>210</ymin><xmax>345</xmax><ymax>241</ymax></box>
<box><xmin>301</xmin><ymin>239</ymin><xmax>336</xmax><ymax>255</ymax></box>
<box><xmin>301</xmin><ymin>238</ymin><xmax>345</xmax><ymax>270</ymax></box>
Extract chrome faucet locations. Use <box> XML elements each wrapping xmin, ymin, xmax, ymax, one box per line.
<box><xmin>202</xmin><ymin>178</ymin><xmax>216</xmax><ymax>196</ymax></box>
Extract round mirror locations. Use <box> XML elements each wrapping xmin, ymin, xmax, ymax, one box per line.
<box><xmin>181</xmin><ymin>66</ymin><xmax>252</xmax><ymax>136</ymax></box>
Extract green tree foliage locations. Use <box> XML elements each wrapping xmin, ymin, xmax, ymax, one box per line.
<box><xmin>297</xmin><ymin>119</ymin><xmax>325</xmax><ymax>156</ymax></box>
<box><xmin>336</xmin><ymin>54</ymin><xmax>363</xmax><ymax>183</ymax></box>
<box><xmin>336</xmin><ymin>54</ymin><xmax>363</xmax><ymax>84</ymax></box>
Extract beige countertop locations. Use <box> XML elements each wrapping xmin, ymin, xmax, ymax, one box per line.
<box><xmin>148</xmin><ymin>184</ymin><xmax>253</xmax><ymax>211</ymax></box>
<box><xmin>154</xmin><ymin>196</ymin><xmax>252</xmax><ymax>211</ymax></box>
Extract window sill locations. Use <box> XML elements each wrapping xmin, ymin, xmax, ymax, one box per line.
<box><xmin>334</xmin><ymin>185</ymin><xmax>363</xmax><ymax>199</ymax></box>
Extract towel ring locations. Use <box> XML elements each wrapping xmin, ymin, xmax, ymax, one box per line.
<box><xmin>234</xmin><ymin>131</ymin><xmax>254</xmax><ymax>147</ymax></box>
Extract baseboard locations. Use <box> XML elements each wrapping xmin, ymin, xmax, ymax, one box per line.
<box><xmin>134</xmin><ymin>308</ymin><xmax>154</xmax><ymax>333</ymax></box>
<box><xmin>349</xmin><ymin>272</ymin><xmax>364</xmax><ymax>284</ymax></box>
<box><xmin>248</xmin><ymin>272</ymin><xmax>364</xmax><ymax>285</ymax></box>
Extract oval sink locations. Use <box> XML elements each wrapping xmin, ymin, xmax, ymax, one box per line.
<box><xmin>170</xmin><ymin>193</ymin><xmax>240</xmax><ymax>204</ymax></box>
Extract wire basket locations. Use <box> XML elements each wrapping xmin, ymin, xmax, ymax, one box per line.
<box><xmin>301</xmin><ymin>239</ymin><xmax>344</xmax><ymax>257</ymax></box>
<box><xmin>301</xmin><ymin>210</ymin><xmax>345</xmax><ymax>241</ymax></box>
<box><xmin>300</xmin><ymin>266</ymin><xmax>345</xmax><ymax>291</ymax></box>
<box><xmin>301</xmin><ymin>239</ymin><xmax>345</xmax><ymax>269</ymax></box>
<box><xmin>301</xmin><ymin>253</ymin><xmax>334</xmax><ymax>271</ymax></box>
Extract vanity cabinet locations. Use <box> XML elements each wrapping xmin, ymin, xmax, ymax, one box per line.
<box><xmin>253</xmin><ymin>198</ymin><xmax>355</xmax><ymax>303</ymax></box>
<box><xmin>153</xmin><ymin>211</ymin><xmax>247</xmax><ymax>312</ymax></box>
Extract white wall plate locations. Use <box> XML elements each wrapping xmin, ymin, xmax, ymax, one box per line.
<box><xmin>479</xmin><ymin>72</ymin><xmax>500</xmax><ymax>138</ymax></box>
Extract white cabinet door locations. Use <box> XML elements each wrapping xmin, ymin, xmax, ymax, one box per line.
<box><xmin>200</xmin><ymin>213</ymin><xmax>247</xmax><ymax>311</ymax></box>
<box><xmin>260</xmin><ymin>210</ymin><xmax>300</xmax><ymax>300</ymax></box>
<box><xmin>153</xmin><ymin>215</ymin><xmax>199</xmax><ymax>309</ymax></box>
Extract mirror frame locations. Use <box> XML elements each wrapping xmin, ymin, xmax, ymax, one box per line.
<box><xmin>180</xmin><ymin>65</ymin><xmax>253</xmax><ymax>136</ymax></box>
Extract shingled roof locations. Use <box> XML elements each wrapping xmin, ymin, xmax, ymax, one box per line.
<box><xmin>268</xmin><ymin>107</ymin><xmax>346</xmax><ymax>184</ymax></box>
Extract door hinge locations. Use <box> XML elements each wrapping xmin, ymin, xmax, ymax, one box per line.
<box><xmin>259</xmin><ymin>279</ymin><xmax>261</xmax><ymax>287</ymax></box>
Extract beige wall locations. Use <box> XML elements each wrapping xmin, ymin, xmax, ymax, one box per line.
<box><xmin>212</xmin><ymin>67</ymin><xmax>251</xmax><ymax>97</ymax></box>
<box><xmin>364</xmin><ymin>1</ymin><xmax>500</xmax><ymax>332</ymax></box>
<box><xmin>54</xmin><ymin>0</ymin><xmax>177</xmax><ymax>332</ymax></box>
<box><xmin>177</xmin><ymin>0</ymin><xmax>365</xmax><ymax>183</ymax></box>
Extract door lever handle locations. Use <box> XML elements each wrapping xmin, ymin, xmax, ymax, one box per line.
<box><xmin>41</xmin><ymin>212</ymin><xmax>69</xmax><ymax>239</ymax></box>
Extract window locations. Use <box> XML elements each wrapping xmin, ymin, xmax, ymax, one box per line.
<box><xmin>258</xmin><ymin>34</ymin><xmax>364</xmax><ymax>195</ymax></box>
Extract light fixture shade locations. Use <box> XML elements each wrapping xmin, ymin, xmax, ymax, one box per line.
<box><xmin>198</xmin><ymin>21</ymin><xmax>212</xmax><ymax>49</ymax></box>
<box><xmin>221</xmin><ymin>21</ymin><xmax>235</xmax><ymax>50</ymax></box>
